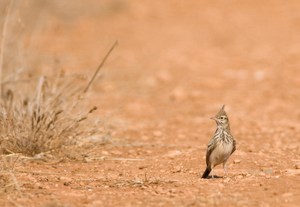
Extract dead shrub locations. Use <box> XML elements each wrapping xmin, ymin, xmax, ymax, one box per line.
<box><xmin>0</xmin><ymin>75</ymin><xmax>99</xmax><ymax>156</ymax></box>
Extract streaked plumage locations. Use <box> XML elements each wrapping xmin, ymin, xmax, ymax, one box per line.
<box><xmin>202</xmin><ymin>105</ymin><xmax>236</xmax><ymax>179</ymax></box>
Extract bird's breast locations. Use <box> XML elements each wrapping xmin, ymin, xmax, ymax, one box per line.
<box><xmin>209</xmin><ymin>141</ymin><xmax>233</xmax><ymax>166</ymax></box>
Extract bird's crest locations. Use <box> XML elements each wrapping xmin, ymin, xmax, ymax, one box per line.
<box><xmin>215</xmin><ymin>105</ymin><xmax>227</xmax><ymax>118</ymax></box>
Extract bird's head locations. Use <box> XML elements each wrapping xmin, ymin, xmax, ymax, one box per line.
<box><xmin>211</xmin><ymin>105</ymin><xmax>230</xmax><ymax>129</ymax></box>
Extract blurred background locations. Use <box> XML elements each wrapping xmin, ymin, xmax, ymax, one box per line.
<box><xmin>1</xmin><ymin>0</ymin><xmax>300</xmax><ymax>142</ymax></box>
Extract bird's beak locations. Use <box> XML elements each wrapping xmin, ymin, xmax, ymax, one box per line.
<box><xmin>210</xmin><ymin>117</ymin><xmax>217</xmax><ymax>121</ymax></box>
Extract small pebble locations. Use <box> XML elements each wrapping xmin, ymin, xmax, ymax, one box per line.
<box><xmin>294</xmin><ymin>163</ymin><xmax>300</xmax><ymax>169</ymax></box>
<box><xmin>233</xmin><ymin>159</ymin><xmax>241</xmax><ymax>164</ymax></box>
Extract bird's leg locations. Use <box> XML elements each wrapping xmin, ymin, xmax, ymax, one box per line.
<box><xmin>211</xmin><ymin>168</ymin><xmax>214</xmax><ymax>179</ymax></box>
<box><xmin>223</xmin><ymin>162</ymin><xmax>228</xmax><ymax>177</ymax></box>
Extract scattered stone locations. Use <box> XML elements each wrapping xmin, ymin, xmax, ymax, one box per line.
<box><xmin>64</xmin><ymin>182</ymin><xmax>70</xmax><ymax>186</ymax></box>
<box><xmin>60</xmin><ymin>177</ymin><xmax>72</xmax><ymax>183</ymax></box>
<box><xmin>223</xmin><ymin>178</ymin><xmax>231</xmax><ymax>183</ymax></box>
<box><xmin>236</xmin><ymin>175</ymin><xmax>243</xmax><ymax>179</ymax></box>
<box><xmin>265</xmin><ymin>174</ymin><xmax>271</xmax><ymax>179</ymax></box>
<box><xmin>169</xmin><ymin>189</ymin><xmax>177</xmax><ymax>193</ymax></box>
<box><xmin>102</xmin><ymin>151</ymin><xmax>109</xmax><ymax>155</ymax></box>
<box><xmin>172</xmin><ymin>166</ymin><xmax>182</xmax><ymax>173</ymax></box>
<box><xmin>139</xmin><ymin>166</ymin><xmax>147</xmax><ymax>170</ymax></box>
<box><xmin>294</xmin><ymin>163</ymin><xmax>300</xmax><ymax>169</ymax></box>
<box><xmin>84</xmin><ymin>157</ymin><xmax>92</xmax><ymax>163</ymax></box>
<box><xmin>233</xmin><ymin>159</ymin><xmax>241</xmax><ymax>164</ymax></box>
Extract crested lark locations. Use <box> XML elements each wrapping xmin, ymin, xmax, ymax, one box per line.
<box><xmin>201</xmin><ymin>105</ymin><xmax>236</xmax><ymax>179</ymax></box>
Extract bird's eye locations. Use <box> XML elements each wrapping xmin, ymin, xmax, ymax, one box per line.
<box><xmin>220</xmin><ymin>117</ymin><xmax>223</xmax><ymax>119</ymax></box>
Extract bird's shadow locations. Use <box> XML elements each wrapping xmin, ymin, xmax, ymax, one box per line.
<box><xmin>202</xmin><ymin>175</ymin><xmax>224</xmax><ymax>179</ymax></box>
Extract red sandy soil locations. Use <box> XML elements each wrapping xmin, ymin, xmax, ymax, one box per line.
<box><xmin>1</xmin><ymin>0</ymin><xmax>300</xmax><ymax>206</ymax></box>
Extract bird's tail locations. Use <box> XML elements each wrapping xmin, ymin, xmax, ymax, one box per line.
<box><xmin>201</xmin><ymin>166</ymin><xmax>211</xmax><ymax>178</ymax></box>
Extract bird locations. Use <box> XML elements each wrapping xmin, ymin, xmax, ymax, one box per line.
<box><xmin>201</xmin><ymin>105</ymin><xmax>236</xmax><ymax>179</ymax></box>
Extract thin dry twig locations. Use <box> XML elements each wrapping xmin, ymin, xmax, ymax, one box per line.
<box><xmin>83</xmin><ymin>40</ymin><xmax>118</xmax><ymax>93</ymax></box>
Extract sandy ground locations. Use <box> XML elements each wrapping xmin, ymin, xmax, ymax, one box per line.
<box><xmin>1</xmin><ymin>0</ymin><xmax>300</xmax><ymax>206</ymax></box>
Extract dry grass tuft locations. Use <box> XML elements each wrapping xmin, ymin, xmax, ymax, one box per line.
<box><xmin>0</xmin><ymin>74</ymin><xmax>99</xmax><ymax>156</ymax></box>
<box><xmin>0</xmin><ymin>154</ymin><xmax>20</xmax><ymax>193</ymax></box>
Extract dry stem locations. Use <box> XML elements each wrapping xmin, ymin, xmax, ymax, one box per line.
<box><xmin>83</xmin><ymin>40</ymin><xmax>118</xmax><ymax>93</ymax></box>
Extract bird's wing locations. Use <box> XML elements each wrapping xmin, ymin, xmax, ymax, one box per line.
<box><xmin>206</xmin><ymin>137</ymin><xmax>219</xmax><ymax>166</ymax></box>
<box><xmin>231</xmin><ymin>138</ymin><xmax>236</xmax><ymax>154</ymax></box>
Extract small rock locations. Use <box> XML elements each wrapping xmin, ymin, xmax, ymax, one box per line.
<box><xmin>245</xmin><ymin>173</ymin><xmax>251</xmax><ymax>177</ymax></box>
<box><xmin>139</xmin><ymin>166</ymin><xmax>147</xmax><ymax>170</ymax></box>
<box><xmin>102</xmin><ymin>151</ymin><xmax>109</xmax><ymax>155</ymax></box>
<box><xmin>223</xmin><ymin>178</ymin><xmax>231</xmax><ymax>183</ymax></box>
<box><xmin>236</xmin><ymin>175</ymin><xmax>243</xmax><ymax>179</ymax></box>
<box><xmin>294</xmin><ymin>163</ymin><xmax>300</xmax><ymax>169</ymax></box>
<box><xmin>265</xmin><ymin>174</ymin><xmax>271</xmax><ymax>179</ymax></box>
<box><xmin>63</xmin><ymin>182</ymin><xmax>70</xmax><ymax>186</ymax></box>
<box><xmin>233</xmin><ymin>159</ymin><xmax>241</xmax><ymax>164</ymax></box>
<box><xmin>169</xmin><ymin>189</ymin><xmax>177</xmax><ymax>193</ymax></box>
<box><xmin>172</xmin><ymin>166</ymin><xmax>182</xmax><ymax>173</ymax></box>
<box><xmin>60</xmin><ymin>177</ymin><xmax>72</xmax><ymax>183</ymax></box>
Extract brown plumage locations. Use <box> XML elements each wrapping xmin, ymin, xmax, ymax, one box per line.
<box><xmin>202</xmin><ymin>105</ymin><xmax>236</xmax><ymax>179</ymax></box>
